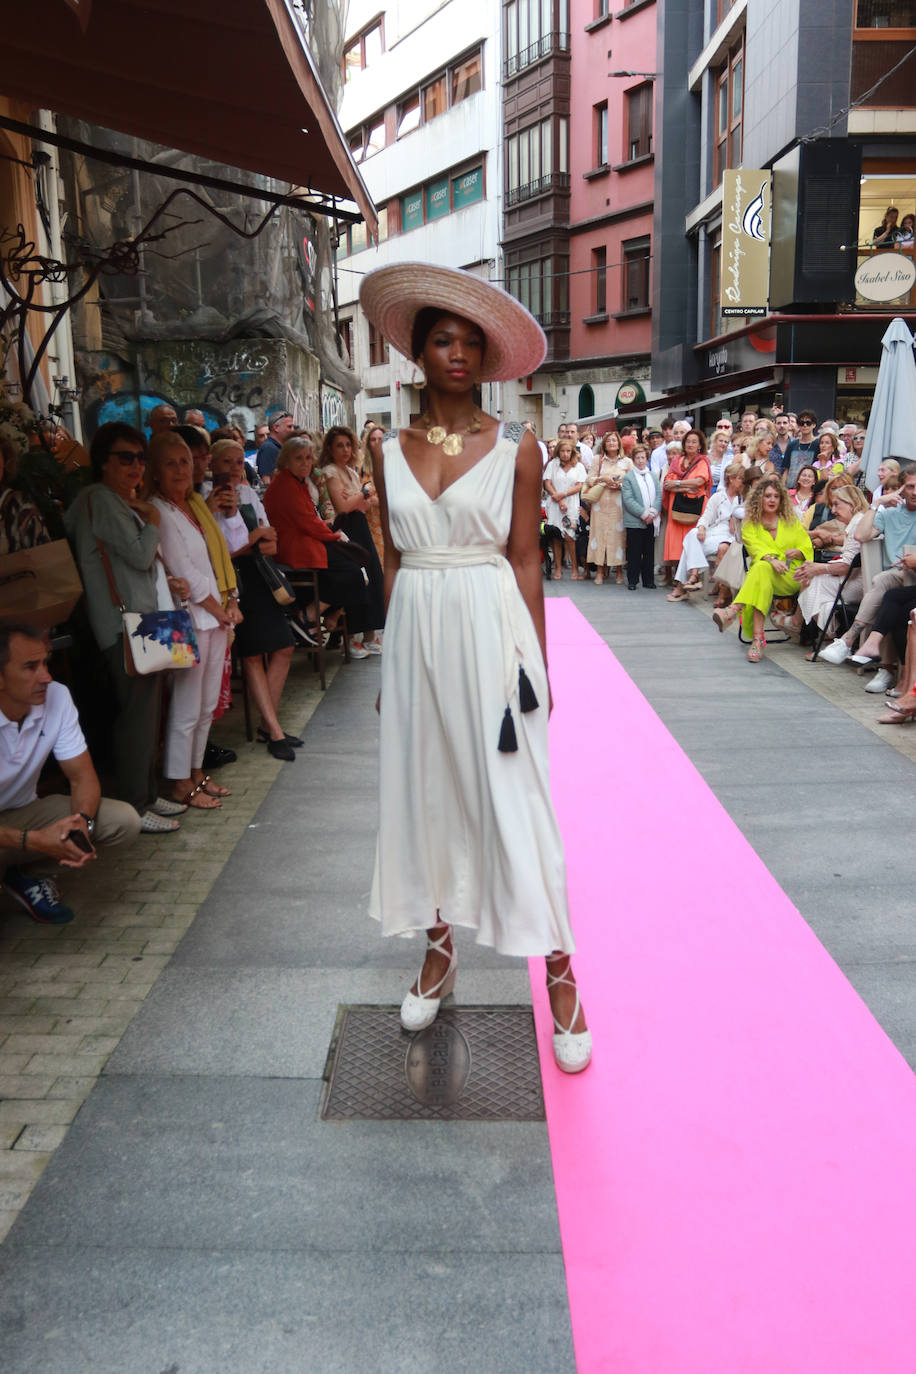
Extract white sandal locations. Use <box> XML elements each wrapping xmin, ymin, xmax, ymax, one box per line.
<box><xmin>399</xmin><ymin>925</ymin><xmax>457</xmax><ymax>1032</ymax></box>
<box><xmin>546</xmin><ymin>957</ymin><xmax>592</xmax><ymax>1074</ymax></box>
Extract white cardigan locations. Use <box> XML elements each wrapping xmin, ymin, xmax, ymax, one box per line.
<box><xmin>152</xmin><ymin>498</ymin><xmax>222</xmax><ymax>631</ymax></box>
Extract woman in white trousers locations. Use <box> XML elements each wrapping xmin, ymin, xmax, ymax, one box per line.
<box><xmin>147</xmin><ymin>432</ymin><xmax>242</xmax><ymax>809</ymax></box>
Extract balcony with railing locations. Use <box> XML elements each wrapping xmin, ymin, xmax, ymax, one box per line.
<box><xmin>506</xmin><ymin>170</ymin><xmax>570</xmax><ymax>207</ymax></box>
<box><xmin>504</xmin><ymin>31</ymin><xmax>570</xmax><ymax>79</ymax></box>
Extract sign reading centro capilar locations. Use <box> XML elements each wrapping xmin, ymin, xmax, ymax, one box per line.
<box><xmin>721</xmin><ymin>169</ymin><xmax>771</xmax><ymax>318</ymax></box>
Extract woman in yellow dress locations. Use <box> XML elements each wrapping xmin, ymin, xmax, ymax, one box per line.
<box><xmin>712</xmin><ymin>475</ymin><xmax>813</xmax><ymax>662</ymax></box>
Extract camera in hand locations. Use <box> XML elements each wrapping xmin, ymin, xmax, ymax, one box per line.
<box><xmin>66</xmin><ymin>828</ymin><xmax>95</xmax><ymax>854</ymax></box>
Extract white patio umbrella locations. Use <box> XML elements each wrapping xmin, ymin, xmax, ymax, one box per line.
<box><xmin>862</xmin><ymin>317</ymin><xmax>916</xmax><ymax>491</ymax></box>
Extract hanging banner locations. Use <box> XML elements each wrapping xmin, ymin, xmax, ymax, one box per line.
<box><xmin>721</xmin><ymin>170</ymin><xmax>771</xmax><ymax>318</ymax></box>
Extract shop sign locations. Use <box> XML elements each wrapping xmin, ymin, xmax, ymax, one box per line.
<box><xmin>452</xmin><ymin>166</ymin><xmax>483</xmax><ymax>210</ymax></box>
<box><xmin>615</xmin><ymin>379</ymin><xmax>646</xmax><ymax>408</ymax></box>
<box><xmin>401</xmin><ymin>191</ymin><xmax>424</xmax><ymax>232</ymax></box>
<box><xmin>854</xmin><ymin>253</ymin><xmax>916</xmax><ymax>303</ymax></box>
<box><xmin>721</xmin><ymin>170</ymin><xmax>771</xmax><ymax>317</ymax></box>
<box><xmin>426</xmin><ymin>178</ymin><xmax>450</xmax><ymax>221</ymax></box>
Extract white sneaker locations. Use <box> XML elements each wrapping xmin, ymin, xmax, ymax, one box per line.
<box><xmin>865</xmin><ymin>667</ymin><xmax>896</xmax><ymax>693</ymax></box>
<box><xmin>364</xmin><ymin>640</ymin><xmax>383</xmax><ymax>655</ymax></box>
<box><xmin>348</xmin><ymin>643</ymin><xmax>371</xmax><ymax>660</ymax></box>
<box><xmin>818</xmin><ymin>639</ymin><xmax>851</xmax><ymax>665</ymax></box>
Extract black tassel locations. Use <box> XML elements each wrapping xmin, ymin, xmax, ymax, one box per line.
<box><xmin>498</xmin><ymin>705</ymin><xmax>518</xmax><ymax>753</ymax></box>
<box><xmin>518</xmin><ymin>666</ymin><xmax>539</xmax><ymax>713</ymax></box>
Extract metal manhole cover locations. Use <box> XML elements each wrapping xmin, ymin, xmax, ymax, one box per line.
<box><xmin>319</xmin><ymin>1005</ymin><xmax>545</xmax><ymax>1121</ymax></box>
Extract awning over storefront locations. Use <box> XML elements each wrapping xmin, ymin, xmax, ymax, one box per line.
<box><xmin>579</xmin><ymin>377</ymin><xmax>774</xmax><ymax>426</ymax></box>
<box><xmin>1</xmin><ymin>0</ymin><xmax>375</xmax><ymax>229</ymax></box>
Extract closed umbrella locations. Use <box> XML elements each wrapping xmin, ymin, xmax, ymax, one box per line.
<box><xmin>862</xmin><ymin>317</ymin><xmax>916</xmax><ymax>491</ymax></box>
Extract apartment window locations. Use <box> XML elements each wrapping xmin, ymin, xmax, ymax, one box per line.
<box><xmin>371</xmin><ymin>206</ymin><xmax>389</xmax><ymax>245</ymax></box>
<box><xmin>348</xmin><ymin>131</ymin><xmax>364</xmax><ymax>162</ymax></box>
<box><xmin>381</xmin><ymin>50</ymin><xmax>482</xmax><ymax>153</ymax></box>
<box><xmin>597</xmin><ymin>0</ymin><xmax>610</xmax><ymax>15</ymax></box>
<box><xmin>343</xmin><ymin>19</ymin><xmax>384</xmax><ymax>82</ymax></box>
<box><xmin>368</xmin><ymin>321</ymin><xmax>387</xmax><ymax>367</ymax></box>
<box><xmin>424</xmin><ymin>74</ymin><xmax>447</xmax><ymax>121</ymax></box>
<box><xmin>505</xmin><ymin>0</ymin><xmax>570</xmax><ymax>77</ymax></box>
<box><xmin>350</xmin><ymin>221</ymin><xmax>368</xmax><ymax>255</ymax></box>
<box><xmin>852</xmin><ymin>3</ymin><xmax>916</xmax><ymax>104</ymax></box>
<box><xmin>506</xmin><ymin>117</ymin><xmax>569</xmax><ymax>202</ymax></box>
<box><xmin>401</xmin><ymin>188</ymin><xmax>425</xmax><ymax>231</ymax></box>
<box><xmin>452</xmin><ymin>51</ymin><xmax>482</xmax><ymax>102</ymax></box>
<box><xmin>593</xmin><ymin>247</ymin><xmax>607</xmax><ymax>314</ymax></box>
<box><xmin>855</xmin><ymin>1</ymin><xmax>916</xmax><ymax>22</ymax></box>
<box><xmin>623</xmin><ymin>237</ymin><xmax>650</xmax><ymax>310</ymax></box>
<box><xmin>714</xmin><ymin>35</ymin><xmax>744</xmax><ymax>186</ymax></box>
<box><xmin>339</xmin><ymin>318</ymin><xmax>354</xmax><ymax>366</ymax></box>
<box><xmin>595</xmin><ymin>102</ymin><xmax>609</xmax><ymax>167</ymax></box>
<box><xmin>625</xmin><ymin>84</ymin><xmax>653</xmax><ymax>161</ymax></box>
<box><xmin>506</xmin><ymin>248</ymin><xmax>570</xmax><ymax>325</ymax></box>
<box><xmin>452</xmin><ymin>166</ymin><xmax>484</xmax><ymax>209</ymax></box>
<box><xmin>397</xmin><ymin>93</ymin><xmax>420</xmax><ymax>139</ymax></box>
<box><xmin>398</xmin><ymin>162</ymin><xmax>486</xmax><ymax>232</ymax></box>
<box><xmin>365</xmin><ymin>118</ymin><xmax>386</xmax><ymax>159</ymax></box>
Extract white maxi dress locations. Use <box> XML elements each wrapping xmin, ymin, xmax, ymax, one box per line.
<box><xmin>369</xmin><ymin>421</ymin><xmax>575</xmax><ymax>957</ymax></box>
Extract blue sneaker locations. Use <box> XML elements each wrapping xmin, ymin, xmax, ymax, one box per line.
<box><xmin>2</xmin><ymin>866</ymin><xmax>75</xmax><ymax>924</ymax></box>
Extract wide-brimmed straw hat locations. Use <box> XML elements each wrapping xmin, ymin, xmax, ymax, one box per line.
<box><xmin>359</xmin><ymin>263</ymin><xmax>547</xmax><ymax>382</ymax></box>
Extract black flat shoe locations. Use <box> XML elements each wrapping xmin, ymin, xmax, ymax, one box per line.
<box><xmin>203</xmin><ymin>743</ymin><xmax>236</xmax><ymax>769</ymax></box>
<box><xmin>627</xmin><ymin>583</ymin><xmax>638</xmax><ymax>590</ymax></box>
<box><xmin>266</xmin><ymin>738</ymin><xmax>296</xmax><ymax>762</ymax></box>
<box><xmin>256</xmin><ymin>728</ymin><xmax>303</xmax><ymax>747</ymax></box>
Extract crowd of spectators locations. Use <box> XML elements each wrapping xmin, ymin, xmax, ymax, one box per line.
<box><xmin>0</xmin><ymin>405</ymin><xmax>387</xmax><ymax>926</ymax></box>
<box><xmin>533</xmin><ymin>404</ymin><xmax>916</xmax><ymax>717</ymax></box>
<box><xmin>4</xmin><ymin>397</ymin><xmax>915</xmax><ymax>927</ymax></box>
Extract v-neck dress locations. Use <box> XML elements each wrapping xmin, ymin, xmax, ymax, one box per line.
<box><xmin>369</xmin><ymin>422</ymin><xmax>575</xmax><ymax>956</ymax></box>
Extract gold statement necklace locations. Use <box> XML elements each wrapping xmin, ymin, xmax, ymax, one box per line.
<box><xmin>420</xmin><ymin>409</ymin><xmax>482</xmax><ymax>457</ymax></box>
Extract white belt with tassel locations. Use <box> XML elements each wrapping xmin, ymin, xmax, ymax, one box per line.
<box><xmin>397</xmin><ymin>545</ymin><xmax>539</xmax><ymax>750</ymax></box>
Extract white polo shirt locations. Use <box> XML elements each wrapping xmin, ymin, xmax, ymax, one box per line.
<box><xmin>0</xmin><ymin>681</ymin><xmax>86</xmax><ymax>811</ymax></box>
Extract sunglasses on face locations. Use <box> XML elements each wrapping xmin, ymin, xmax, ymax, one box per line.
<box><xmin>109</xmin><ymin>449</ymin><xmax>147</xmax><ymax>466</ymax></box>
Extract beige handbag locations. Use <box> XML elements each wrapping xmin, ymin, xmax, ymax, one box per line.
<box><xmin>583</xmin><ymin>481</ymin><xmax>607</xmax><ymax>503</ymax></box>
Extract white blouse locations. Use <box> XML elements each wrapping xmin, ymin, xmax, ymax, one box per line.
<box><xmin>152</xmin><ymin>498</ymin><xmax>222</xmax><ymax>631</ymax></box>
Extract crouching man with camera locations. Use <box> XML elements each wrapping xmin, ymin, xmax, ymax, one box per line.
<box><xmin>0</xmin><ymin>622</ymin><xmax>141</xmax><ymax>924</ymax></box>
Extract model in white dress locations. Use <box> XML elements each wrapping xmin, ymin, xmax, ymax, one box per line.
<box><xmin>369</xmin><ymin>421</ymin><xmax>576</xmax><ymax>958</ymax></box>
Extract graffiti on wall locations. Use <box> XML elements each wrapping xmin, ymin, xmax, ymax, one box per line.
<box><xmin>320</xmin><ymin>383</ymin><xmax>346</xmax><ymax>430</ymax></box>
<box><xmin>79</xmin><ymin>338</ymin><xmax>332</xmax><ymax>439</ymax></box>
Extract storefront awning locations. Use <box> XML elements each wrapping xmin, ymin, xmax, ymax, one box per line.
<box><xmin>579</xmin><ymin>377</ymin><xmax>774</xmax><ymax>426</ymax></box>
<box><xmin>2</xmin><ymin>0</ymin><xmax>375</xmax><ymax>229</ymax></box>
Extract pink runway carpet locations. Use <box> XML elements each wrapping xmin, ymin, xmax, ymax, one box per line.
<box><xmin>530</xmin><ymin>598</ymin><xmax>916</xmax><ymax>1373</ymax></box>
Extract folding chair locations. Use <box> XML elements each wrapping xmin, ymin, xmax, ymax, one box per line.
<box><xmin>808</xmin><ymin>554</ymin><xmax>862</xmax><ymax>662</ymax></box>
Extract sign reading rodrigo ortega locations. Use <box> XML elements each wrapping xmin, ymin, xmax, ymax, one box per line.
<box><xmin>721</xmin><ymin>170</ymin><xmax>771</xmax><ymax>318</ymax></box>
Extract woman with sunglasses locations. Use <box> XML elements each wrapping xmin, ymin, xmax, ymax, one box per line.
<box><xmin>65</xmin><ymin>423</ymin><xmax>187</xmax><ymax>833</ymax></box>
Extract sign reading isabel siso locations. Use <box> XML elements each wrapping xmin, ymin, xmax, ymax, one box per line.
<box><xmin>855</xmin><ymin>253</ymin><xmax>916</xmax><ymax>304</ymax></box>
